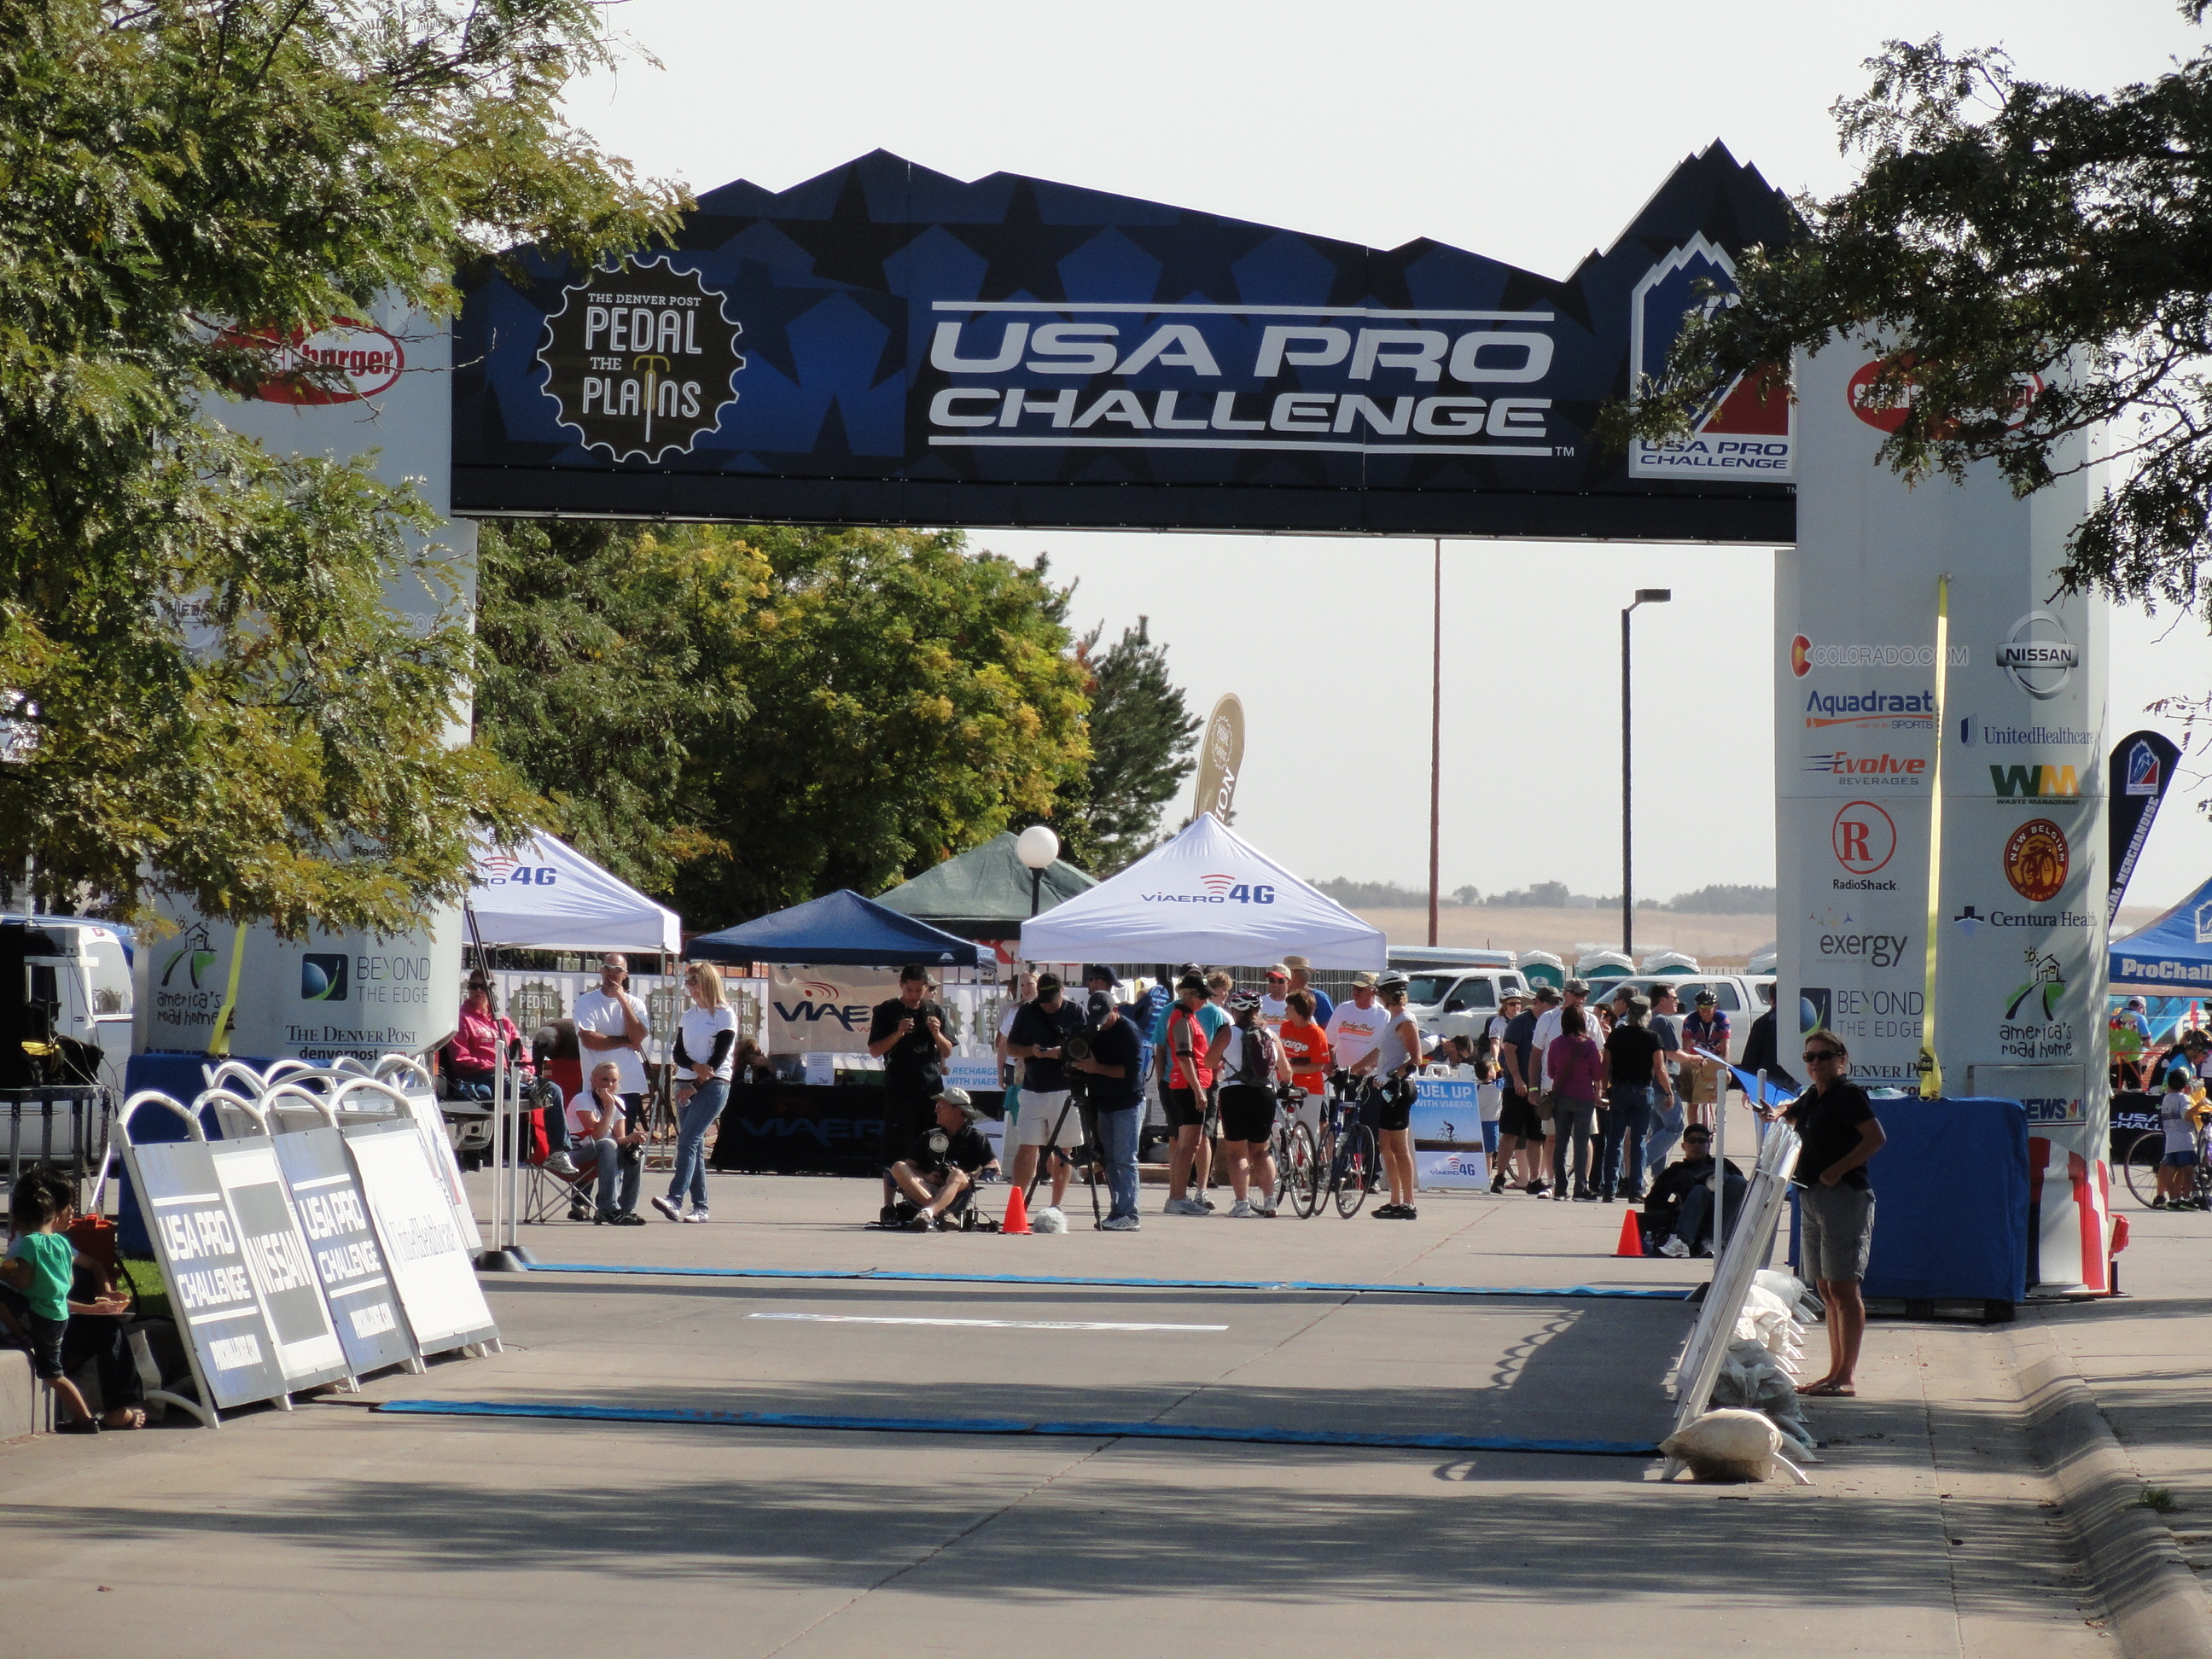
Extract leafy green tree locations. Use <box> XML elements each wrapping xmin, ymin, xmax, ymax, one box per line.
<box><xmin>0</xmin><ymin>0</ymin><xmax>684</xmax><ymax>933</ymax></box>
<box><xmin>1613</xmin><ymin>6</ymin><xmax>2212</xmax><ymax>608</ymax></box>
<box><xmin>1055</xmin><ymin>616</ymin><xmax>1200</xmax><ymax>875</ymax></box>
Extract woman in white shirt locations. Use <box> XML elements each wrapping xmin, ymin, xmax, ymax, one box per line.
<box><xmin>652</xmin><ymin>963</ymin><xmax>739</xmax><ymax>1223</ymax></box>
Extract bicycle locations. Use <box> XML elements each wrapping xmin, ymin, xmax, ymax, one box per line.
<box><xmin>2121</xmin><ymin>1118</ymin><xmax>2212</xmax><ymax>1211</ymax></box>
<box><xmin>1268</xmin><ymin>1084</ymin><xmax>1318</xmax><ymax>1220</ymax></box>
<box><xmin>1309</xmin><ymin>1072</ymin><xmax>1378</xmax><ymax>1219</ymax></box>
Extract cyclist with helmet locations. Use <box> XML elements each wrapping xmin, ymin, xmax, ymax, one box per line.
<box><xmin>1155</xmin><ymin>972</ymin><xmax>1229</xmax><ymax>1216</ymax></box>
<box><xmin>1205</xmin><ymin>989</ymin><xmax>1293</xmax><ymax>1216</ymax></box>
<box><xmin>1348</xmin><ymin>970</ymin><xmax>1424</xmax><ymax>1219</ymax></box>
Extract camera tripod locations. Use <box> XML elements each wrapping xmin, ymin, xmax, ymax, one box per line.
<box><xmin>1023</xmin><ymin>1093</ymin><xmax>1104</xmax><ymax>1229</ymax></box>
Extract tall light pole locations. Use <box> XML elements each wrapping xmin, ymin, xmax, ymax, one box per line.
<box><xmin>1429</xmin><ymin>537</ymin><xmax>1442</xmax><ymax>947</ymax></box>
<box><xmin>1622</xmin><ymin>589</ymin><xmax>1671</xmax><ymax>961</ymax></box>
<box><xmin>1016</xmin><ymin>824</ymin><xmax>1061</xmax><ymax>917</ymax></box>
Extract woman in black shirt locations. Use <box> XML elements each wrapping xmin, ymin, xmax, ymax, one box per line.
<box><xmin>1777</xmin><ymin>1033</ymin><xmax>1886</xmax><ymax>1397</ymax></box>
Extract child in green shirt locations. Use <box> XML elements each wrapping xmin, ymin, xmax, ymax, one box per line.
<box><xmin>3</xmin><ymin>1174</ymin><xmax>127</xmax><ymax>1432</ymax></box>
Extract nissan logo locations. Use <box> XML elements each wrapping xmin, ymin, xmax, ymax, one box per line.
<box><xmin>1996</xmin><ymin>611</ymin><xmax>2078</xmax><ymax>701</ymax></box>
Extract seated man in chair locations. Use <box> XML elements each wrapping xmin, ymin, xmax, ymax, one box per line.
<box><xmin>888</xmin><ymin>1087</ymin><xmax>998</xmax><ymax>1232</ymax></box>
<box><xmin>1642</xmin><ymin>1123</ymin><xmax>1745</xmax><ymax>1258</ymax></box>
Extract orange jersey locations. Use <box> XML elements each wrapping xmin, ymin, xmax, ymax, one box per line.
<box><xmin>1279</xmin><ymin>1018</ymin><xmax>1332</xmax><ymax>1091</ymax></box>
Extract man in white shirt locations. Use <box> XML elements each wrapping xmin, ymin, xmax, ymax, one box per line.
<box><xmin>1259</xmin><ymin>964</ymin><xmax>1291</xmax><ymax>1028</ymax></box>
<box><xmin>1531</xmin><ymin>977</ymin><xmax>1598</xmax><ymax>1090</ymax></box>
<box><xmin>1324</xmin><ymin>974</ymin><xmax>1394</xmax><ymax>1077</ymax></box>
<box><xmin>573</xmin><ymin>954</ymin><xmax>651</xmax><ymax>1123</ymax></box>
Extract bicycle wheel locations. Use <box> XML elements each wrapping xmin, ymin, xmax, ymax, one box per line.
<box><xmin>2119</xmin><ymin>1129</ymin><xmax>2164</xmax><ymax>1209</ymax></box>
<box><xmin>1336</xmin><ymin>1123</ymin><xmax>1377</xmax><ymax>1218</ymax></box>
<box><xmin>1280</xmin><ymin>1121</ymin><xmax>1318</xmax><ymax>1219</ymax></box>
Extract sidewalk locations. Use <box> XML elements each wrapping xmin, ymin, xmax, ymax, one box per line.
<box><xmin>0</xmin><ymin>1161</ymin><xmax>2120</xmax><ymax>1658</ymax></box>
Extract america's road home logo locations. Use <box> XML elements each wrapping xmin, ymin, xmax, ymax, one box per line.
<box><xmin>1627</xmin><ymin>235</ymin><xmax>1793</xmax><ymax>480</ymax></box>
<box><xmin>538</xmin><ymin>257</ymin><xmax>747</xmax><ymax>463</ymax></box>
<box><xmin>160</xmin><ymin>920</ymin><xmax>218</xmax><ymax>991</ymax></box>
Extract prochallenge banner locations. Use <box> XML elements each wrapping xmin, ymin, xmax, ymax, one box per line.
<box><xmin>454</xmin><ymin>147</ymin><xmax>1795</xmax><ymax>541</ymax></box>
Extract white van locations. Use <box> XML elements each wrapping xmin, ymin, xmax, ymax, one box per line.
<box><xmin>1</xmin><ymin>916</ymin><xmax>135</xmax><ymax>1091</ymax></box>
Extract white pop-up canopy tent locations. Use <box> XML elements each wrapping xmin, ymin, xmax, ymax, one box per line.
<box><xmin>467</xmin><ymin>830</ymin><xmax>681</xmax><ymax>955</ymax></box>
<box><xmin>1018</xmin><ymin>814</ymin><xmax>1385</xmax><ymax>969</ymax></box>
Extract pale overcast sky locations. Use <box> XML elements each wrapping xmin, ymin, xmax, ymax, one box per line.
<box><xmin>564</xmin><ymin>1</ymin><xmax>2212</xmax><ymax>912</ymax></box>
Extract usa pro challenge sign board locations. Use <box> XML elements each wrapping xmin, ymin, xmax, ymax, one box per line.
<box><xmin>455</xmin><ymin>144</ymin><xmax>1794</xmax><ymax>539</ymax></box>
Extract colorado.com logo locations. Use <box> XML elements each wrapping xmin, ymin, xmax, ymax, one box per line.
<box><xmin>1144</xmin><ymin>873</ymin><xmax>1278</xmax><ymax>905</ymax></box>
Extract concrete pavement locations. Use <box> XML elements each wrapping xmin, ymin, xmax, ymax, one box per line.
<box><xmin>0</xmin><ymin>1156</ymin><xmax>2120</xmax><ymax>1658</ymax></box>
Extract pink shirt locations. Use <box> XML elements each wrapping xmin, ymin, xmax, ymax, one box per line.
<box><xmin>1545</xmin><ymin>1034</ymin><xmax>1604</xmax><ymax>1102</ymax></box>
<box><xmin>451</xmin><ymin>1005</ymin><xmax>520</xmax><ymax>1074</ymax></box>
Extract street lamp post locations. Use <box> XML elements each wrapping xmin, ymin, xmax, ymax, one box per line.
<box><xmin>1016</xmin><ymin>824</ymin><xmax>1061</xmax><ymax>918</ymax></box>
<box><xmin>1621</xmin><ymin>589</ymin><xmax>1671</xmax><ymax>962</ymax></box>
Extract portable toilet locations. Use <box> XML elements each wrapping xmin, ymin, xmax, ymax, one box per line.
<box><xmin>1641</xmin><ymin>951</ymin><xmax>1700</xmax><ymax>976</ymax></box>
<box><xmin>1746</xmin><ymin>943</ymin><xmax>1778</xmax><ymax>975</ymax></box>
<box><xmin>1516</xmin><ymin>950</ymin><xmax>1563</xmax><ymax>991</ymax></box>
<box><xmin>1576</xmin><ymin>950</ymin><xmax>1634</xmax><ymax>981</ymax></box>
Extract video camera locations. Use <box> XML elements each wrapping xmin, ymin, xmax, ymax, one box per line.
<box><xmin>1061</xmin><ymin>1025</ymin><xmax>1096</xmax><ymax>1101</ymax></box>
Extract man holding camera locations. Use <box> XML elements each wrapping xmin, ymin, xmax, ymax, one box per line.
<box><xmin>1069</xmin><ymin>989</ymin><xmax>1143</xmax><ymax>1231</ymax></box>
<box><xmin>889</xmin><ymin>1086</ymin><xmax>999</xmax><ymax>1231</ymax></box>
<box><xmin>868</xmin><ymin>964</ymin><xmax>956</xmax><ymax>1151</ymax></box>
<box><xmin>1006</xmin><ymin>971</ymin><xmax>1086</xmax><ymax>1224</ymax></box>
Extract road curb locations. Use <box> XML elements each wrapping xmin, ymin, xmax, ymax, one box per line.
<box><xmin>2012</xmin><ymin>1311</ymin><xmax>2212</xmax><ymax>1659</ymax></box>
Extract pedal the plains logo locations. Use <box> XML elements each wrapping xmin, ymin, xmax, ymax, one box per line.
<box><xmin>2003</xmin><ymin>818</ymin><xmax>2070</xmax><ymax>904</ymax></box>
<box><xmin>538</xmin><ymin>257</ymin><xmax>747</xmax><ymax>463</ymax></box>
<box><xmin>1627</xmin><ymin>235</ymin><xmax>1793</xmax><ymax>480</ymax></box>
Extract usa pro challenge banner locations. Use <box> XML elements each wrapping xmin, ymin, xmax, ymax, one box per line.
<box><xmin>1780</xmin><ymin>346</ymin><xmax>2110</xmax><ymax>1290</ymax></box>
<box><xmin>453</xmin><ymin>146</ymin><xmax>1795</xmax><ymax>541</ymax></box>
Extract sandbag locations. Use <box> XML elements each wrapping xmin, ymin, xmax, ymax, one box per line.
<box><xmin>1659</xmin><ymin>1408</ymin><xmax>1784</xmax><ymax>1482</ymax></box>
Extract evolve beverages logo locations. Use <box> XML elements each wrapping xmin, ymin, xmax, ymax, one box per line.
<box><xmin>1989</xmin><ymin>763</ymin><xmax>2080</xmax><ymax>801</ymax></box>
<box><xmin>1626</xmin><ymin>235</ymin><xmax>1794</xmax><ymax>480</ymax></box>
<box><xmin>1805</xmin><ymin>748</ymin><xmax>1926</xmax><ymax>788</ymax></box>
<box><xmin>1142</xmin><ymin>873</ymin><xmax>1278</xmax><ymax>905</ymax></box>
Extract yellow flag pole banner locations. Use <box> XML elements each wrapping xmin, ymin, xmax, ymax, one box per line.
<box><xmin>1918</xmin><ymin>575</ymin><xmax>1949</xmax><ymax>1100</ymax></box>
<box><xmin>207</xmin><ymin>922</ymin><xmax>248</xmax><ymax>1059</ymax></box>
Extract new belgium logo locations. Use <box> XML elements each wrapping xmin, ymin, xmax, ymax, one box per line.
<box><xmin>537</xmin><ymin>257</ymin><xmax>746</xmax><ymax>463</ymax></box>
<box><xmin>2004</xmin><ymin>818</ymin><xmax>2069</xmax><ymax>904</ymax></box>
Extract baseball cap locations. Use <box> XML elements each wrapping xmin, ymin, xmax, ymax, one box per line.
<box><xmin>1282</xmin><ymin>954</ymin><xmax>1312</xmax><ymax>972</ymax></box>
<box><xmin>1535</xmin><ymin>985</ymin><xmax>1562</xmax><ymax>1003</ymax></box>
<box><xmin>932</xmin><ymin>1086</ymin><xmax>982</xmax><ymax>1121</ymax></box>
<box><xmin>1177</xmin><ymin>972</ymin><xmax>1207</xmax><ymax>994</ymax></box>
<box><xmin>1265</xmin><ymin>963</ymin><xmax>1289</xmax><ymax>981</ymax></box>
<box><xmin>1563</xmin><ymin>977</ymin><xmax>1591</xmax><ymax>994</ymax></box>
<box><xmin>1086</xmin><ymin>991</ymin><xmax>1113</xmax><ymax>1020</ymax></box>
<box><xmin>1349</xmin><ymin>971</ymin><xmax>1378</xmax><ymax>988</ymax></box>
<box><xmin>1083</xmin><ymin>963</ymin><xmax>1118</xmax><ymax>986</ymax></box>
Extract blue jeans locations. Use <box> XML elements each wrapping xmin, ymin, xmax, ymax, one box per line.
<box><xmin>667</xmin><ymin>1079</ymin><xmax>729</xmax><ymax>1208</ymax></box>
<box><xmin>1644</xmin><ymin>1089</ymin><xmax>1685</xmax><ymax>1173</ymax></box>
<box><xmin>1674</xmin><ymin>1172</ymin><xmax>1749</xmax><ymax>1252</ymax></box>
<box><xmin>1602</xmin><ymin>1086</ymin><xmax>1651</xmax><ymax>1195</ymax></box>
<box><xmin>1481</xmin><ymin>1120</ymin><xmax>1501</xmax><ymax>1157</ymax></box>
<box><xmin>1094</xmin><ymin>1103</ymin><xmax>1141</xmax><ymax>1222</ymax></box>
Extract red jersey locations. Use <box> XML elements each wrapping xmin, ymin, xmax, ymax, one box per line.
<box><xmin>1278</xmin><ymin>1018</ymin><xmax>1332</xmax><ymax>1093</ymax></box>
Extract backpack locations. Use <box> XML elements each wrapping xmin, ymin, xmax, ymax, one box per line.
<box><xmin>1233</xmin><ymin>1022</ymin><xmax>1276</xmax><ymax>1087</ymax></box>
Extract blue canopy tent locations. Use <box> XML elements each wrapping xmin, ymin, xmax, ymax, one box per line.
<box><xmin>2109</xmin><ymin>877</ymin><xmax>2212</xmax><ymax>996</ymax></box>
<box><xmin>687</xmin><ymin>888</ymin><xmax>977</xmax><ymax>967</ymax></box>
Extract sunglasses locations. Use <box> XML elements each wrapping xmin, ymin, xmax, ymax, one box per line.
<box><xmin>1802</xmin><ymin>1049</ymin><xmax>1843</xmax><ymax>1063</ymax></box>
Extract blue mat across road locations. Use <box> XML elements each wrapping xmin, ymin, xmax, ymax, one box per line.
<box><xmin>375</xmin><ymin>1398</ymin><xmax>1662</xmax><ymax>1458</ymax></box>
<box><xmin>514</xmin><ymin>1262</ymin><xmax>1697</xmax><ymax>1300</ymax></box>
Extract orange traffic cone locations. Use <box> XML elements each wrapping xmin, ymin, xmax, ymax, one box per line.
<box><xmin>1003</xmin><ymin>1185</ymin><xmax>1031</xmax><ymax>1235</ymax></box>
<box><xmin>1615</xmin><ymin>1208</ymin><xmax>1644</xmax><ymax>1258</ymax></box>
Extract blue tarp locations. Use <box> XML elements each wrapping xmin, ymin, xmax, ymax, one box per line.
<box><xmin>688</xmin><ymin>889</ymin><xmax>977</xmax><ymax>968</ymax></box>
<box><xmin>2110</xmin><ymin>876</ymin><xmax>2212</xmax><ymax>993</ymax></box>
<box><xmin>1854</xmin><ymin>1097</ymin><xmax>2030</xmax><ymax>1304</ymax></box>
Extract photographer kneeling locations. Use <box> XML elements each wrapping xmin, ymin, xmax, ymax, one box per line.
<box><xmin>889</xmin><ymin>1087</ymin><xmax>999</xmax><ymax>1231</ymax></box>
<box><xmin>1068</xmin><ymin>990</ymin><xmax>1144</xmax><ymax>1231</ymax></box>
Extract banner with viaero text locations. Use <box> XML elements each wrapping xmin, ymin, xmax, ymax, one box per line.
<box><xmin>2108</xmin><ymin>730</ymin><xmax>2180</xmax><ymax>925</ymax></box>
<box><xmin>1781</xmin><ymin>341</ymin><xmax>2110</xmax><ymax>1291</ymax></box>
<box><xmin>341</xmin><ymin>1117</ymin><xmax>498</xmax><ymax>1354</ymax></box>
<box><xmin>272</xmin><ymin>1124</ymin><xmax>419</xmax><ymax>1377</ymax></box>
<box><xmin>453</xmin><ymin>146</ymin><xmax>1796</xmax><ymax>543</ymax></box>
<box><xmin>766</xmin><ymin>965</ymin><xmax>899</xmax><ymax>1057</ymax></box>
<box><xmin>1412</xmin><ymin>1077</ymin><xmax>1489</xmax><ymax>1189</ymax></box>
<box><xmin>124</xmin><ymin>1136</ymin><xmax>293</xmax><ymax>1412</ymax></box>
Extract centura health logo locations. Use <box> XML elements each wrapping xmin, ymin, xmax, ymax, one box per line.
<box><xmin>1803</xmin><ymin>689</ymin><xmax>1935</xmax><ymax>731</ymax></box>
<box><xmin>538</xmin><ymin>256</ymin><xmax>747</xmax><ymax>463</ymax></box>
<box><xmin>216</xmin><ymin>318</ymin><xmax>405</xmax><ymax>405</ymax></box>
<box><xmin>1142</xmin><ymin>876</ymin><xmax>1278</xmax><ymax>905</ymax></box>
<box><xmin>1626</xmin><ymin>235</ymin><xmax>1793</xmax><ymax>480</ymax></box>
<box><xmin>1790</xmin><ymin>636</ymin><xmax>1965</xmax><ymax>677</ymax></box>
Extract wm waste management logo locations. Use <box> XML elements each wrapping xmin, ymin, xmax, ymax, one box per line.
<box><xmin>538</xmin><ymin>257</ymin><xmax>746</xmax><ymax>463</ymax></box>
<box><xmin>1627</xmin><ymin>235</ymin><xmax>1793</xmax><ymax>480</ymax></box>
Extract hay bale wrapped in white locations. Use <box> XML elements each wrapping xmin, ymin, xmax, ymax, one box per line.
<box><xmin>1659</xmin><ymin>1408</ymin><xmax>1810</xmax><ymax>1485</ymax></box>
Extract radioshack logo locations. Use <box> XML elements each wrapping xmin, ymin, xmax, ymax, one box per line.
<box><xmin>1790</xmin><ymin>636</ymin><xmax>1964</xmax><ymax>676</ymax></box>
<box><xmin>300</xmin><ymin>954</ymin><xmax>349</xmax><ymax>1002</ymax></box>
<box><xmin>1627</xmin><ymin>236</ymin><xmax>1793</xmax><ymax>480</ymax></box>
<box><xmin>1143</xmin><ymin>876</ymin><xmax>1278</xmax><ymax>905</ymax></box>
<box><xmin>1831</xmin><ymin>801</ymin><xmax>1897</xmax><ymax>876</ymax></box>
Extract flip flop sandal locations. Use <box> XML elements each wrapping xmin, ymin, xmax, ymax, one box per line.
<box><xmin>55</xmin><ymin>1417</ymin><xmax>100</xmax><ymax>1435</ymax></box>
<box><xmin>1796</xmin><ymin>1381</ymin><xmax>1856</xmax><ymax>1397</ymax></box>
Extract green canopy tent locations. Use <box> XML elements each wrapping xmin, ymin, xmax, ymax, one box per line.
<box><xmin>873</xmin><ymin>831</ymin><xmax>1096</xmax><ymax>940</ymax></box>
